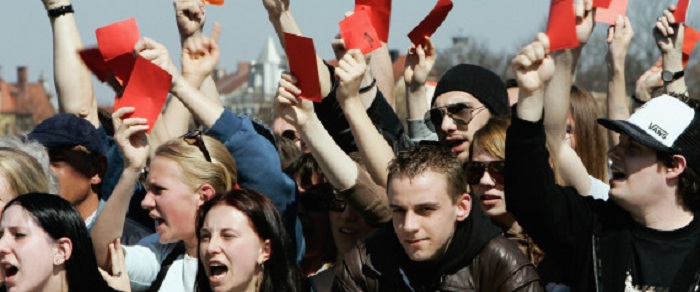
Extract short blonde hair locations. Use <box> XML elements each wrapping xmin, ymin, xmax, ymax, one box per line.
<box><xmin>0</xmin><ymin>147</ymin><xmax>50</xmax><ymax>198</ymax></box>
<box><xmin>155</xmin><ymin>135</ymin><xmax>238</xmax><ymax>195</ymax></box>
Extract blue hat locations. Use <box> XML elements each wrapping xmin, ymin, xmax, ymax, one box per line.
<box><xmin>28</xmin><ymin>114</ymin><xmax>105</xmax><ymax>156</ymax></box>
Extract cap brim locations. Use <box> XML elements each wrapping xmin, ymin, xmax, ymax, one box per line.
<box><xmin>597</xmin><ymin>118</ymin><xmax>674</xmax><ymax>152</ymax></box>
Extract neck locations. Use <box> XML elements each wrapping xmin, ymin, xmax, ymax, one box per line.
<box><xmin>43</xmin><ymin>269</ymin><xmax>68</xmax><ymax>292</ymax></box>
<box><xmin>234</xmin><ymin>268</ymin><xmax>262</xmax><ymax>292</ymax></box>
<box><xmin>75</xmin><ymin>192</ymin><xmax>99</xmax><ymax>220</ymax></box>
<box><xmin>628</xmin><ymin>194</ymin><xmax>694</xmax><ymax>231</ymax></box>
<box><xmin>184</xmin><ymin>235</ymin><xmax>199</xmax><ymax>257</ymax></box>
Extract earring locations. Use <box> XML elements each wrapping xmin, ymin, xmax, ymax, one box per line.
<box><xmin>54</xmin><ymin>258</ymin><xmax>64</xmax><ymax>265</ymax></box>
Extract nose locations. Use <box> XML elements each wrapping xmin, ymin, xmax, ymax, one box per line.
<box><xmin>479</xmin><ymin>168</ymin><xmax>496</xmax><ymax>186</ymax></box>
<box><xmin>205</xmin><ymin>234</ymin><xmax>222</xmax><ymax>255</ymax></box>
<box><xmin>141</xmin><ymin>191</ymin><xmax>156</xmax><ymax>210</ymax></box>
<box><xmin>440</xmin><ymin>111</ymin><xmax>457</xmax><ymax>133</ymax></box>
<box><xmin>608</xmin><ymin>143</ymin><xmax>621</xmax><ymax>161</ymax></box>
<box><xmin>341</xmin><ymin>205</ymin><xmax>358</xmax><ymax>221</ymax></box>
<box><xmin>0</xmin><ymin>232</ymin><xmax>11</xmax><ymax>256</ymax></box>
<box><xmin>401</xmin><ymin>211</ymin><xmax>419</xmax><ymax>234</ymax></box>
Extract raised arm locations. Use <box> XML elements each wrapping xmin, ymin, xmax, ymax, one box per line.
<box><xmin>262</xmin><ymin>0</ymin><xmax>331</xmax><ymax>97</ymax></box>
<box><xmin>369</xmin><ymin>43</ymin><xmax>395</xmax><ymax>109</ymax></box>
<box><xmin>606</xmin><ymin>16</ymin><xmax>634</xmax><ymax>146</ymax></box>
<box><xmin>513</xmin><ymin>33</ymin><xmax>555</xmax><ymax>122</ymax></box>
<box><xmin>92</xmin><ymin>107</ymin><xmax>149</xmax><ymax>269</ymax></box>
<box><xmin>42</xmin><ymin>0</ymin><xmax>99</xmax><ymax>127</ymax></box>
<box><xmin>404</xmin><ymin>37</ymin><xmax>436</xmax><ymax>141</ymax></box>
<box><xmin>654</xmin><ymin>5</ymin><xmax>687</xmax><ymax>95</ymax></box>
<box><xmin>336</xmin><ymin>50</ymin><xmax>394</xmax><ymax>187</ymax></box>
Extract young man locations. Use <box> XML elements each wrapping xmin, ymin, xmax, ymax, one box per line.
<box><xmin>333</xmin><ymin>145</ymin><xmax>541</xmax><ymax>291</ymax></box>
<box><xmin>508</xmin><ymin>32</ymin><xmax>700</xmax><ymax>290</ymax></box>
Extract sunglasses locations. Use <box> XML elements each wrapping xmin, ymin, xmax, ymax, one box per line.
<box><xmin>424</xmin><ymin>103</ymin><xmax>486</xmax><ymax>132</ymax></box>
<box><xmin>328</xmin><ymin>198</ymin><xmax>348</xmax><ymax>213</ymax></box>
<box><xmin>181</xmin><ymin>130</ymin><xmax>212</xmax><ymax>163</ymax></box>
<box><xmin>299</xmin><ymin>182</ymin><xmax>334</xmax><ymax>212</ymax></box>
<box><xmin>281</xmin><ymin>129</ymin><xmax>301</xmax><ymax>142</ymax></box>
<box><xmin>464</xmin><ymin>160</ymin><xmax>505</xmax><ymax>185</ymax></box>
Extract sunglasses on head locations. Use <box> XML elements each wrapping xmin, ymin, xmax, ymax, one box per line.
<box><xmin>424</xmin><ymin>103</ymin><xmax>486</xmax><ymax>132</ymax></box>
<box><xmin>464</xmin><ymin>160</ymin><xmax>505</xmax><ymax>185</ymax></box>
<box><xmin>181</xmin><ymin>130</ymin><xmax>212</xmax><ymax>163</ymax></box>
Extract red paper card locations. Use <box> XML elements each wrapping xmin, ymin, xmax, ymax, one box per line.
<box><xmin>114</xmin><ymin>56</ymin><xmax>171</xmax><ymax>133</ymax></box>
<box><xmin>407</xmin><ymin>0</ymin><xmax>454</xmax><ymax>46</ymax></box>
<box><xmin>283</xmin><ymin>33</ymin><xmax>322</xmax><ymax>103</ymax></box>
<box><xmin>339</xmin><ymin>9</ymin><xmax>382</xmax><ymax>55</ymax></box>
<box><xmin>96</xmin><ymin>18</ymin><xmax>141</xmax><ymax>86</ymax></box>
<box><xmin>355</xmin><ymin>0</ymin><xmax>391</xmax><ymax>43</ymax></box>
<box><xmin>204</xmin><ymin>0</ymin><xmax>224</xmax><ymax>6</ymax></box>
<box><xmin>79</xmin><ymin>48</ymin><xmax>109</xmax><ymax>83</ymax></box>
<box><xmin>595</xmin><ymin>0</ymin><xmax>628</xmax><ymax>25</ymax></box>
<box><xmin>546</xmin><ymin>0</ymin><xmax>579</xmax><ymax>51</ymax></box>
<box><xmin>683</xmin><ymin>26</ymin><xmax>700</xmax><ymax>67</ymax></box>
<box><xmin>674</xmin><ymin>0</ymin><xmax>692</xmax><ymax>23</ymax></box>
<box><xmin>593</xmin><ymin>0</ymin><xmax>613</xmax><ymax>8</ymax></box>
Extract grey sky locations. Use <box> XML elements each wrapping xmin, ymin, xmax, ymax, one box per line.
<box><xmin>2</xmin><ymin>1</ymin><xmax>696</xmax><ymax>105</ymax></box>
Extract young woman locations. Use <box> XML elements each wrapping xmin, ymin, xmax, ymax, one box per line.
<box><xmin>0</xmin><ymin>193</ymin><xmax>115</xmax><ymax>291</ymax></box>
<box><xmin>195</xmin><ymin>189</ymin><xmax>300</xmax><ymax>292</ymax></box>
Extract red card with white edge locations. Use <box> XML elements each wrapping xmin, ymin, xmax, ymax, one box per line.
<box><xmin>674</xmin><ymin>0</ymin><xmax>692</xmax><ymax>23</ymax></box>
<box><xmin>339</xmin><ymin>9</ymin><xmax>382</xmax><ymax>55</ymax></box>
<box><xmin>355</xmin><ymin>0</ymin><xmax>391</xmax><ymax>43</ymax></box>
<box><xmin>595</xmin><ymin>0</ymin><xmax>628</xmax><ymax>25</ymax></box>
<box><xmin>114</xmin><ymin>56</ymin><xmax>171</xmax><ymax>133</ymax></box>
<box><xmin>683</xmin><ymin>26</ymin><xmax>700</xmax><ymax>67</ymax></box>
<box><xmin>96</xmin><ymin>18</ymin><xmax>141</xmax><ymax>86</ymax></box>
<box><xmin>546</xmin><ymin>0</ymin><xmax>579</xmax><ymax>51</ymax></box>
<box><xmin>407</xmin><ymin>0</ymin><xmax>453</xmax><ymax>46</ymax></box>
<box><xmin>284</xmin><ymin>33</ymin><xmax>322</xmax><ymax>103</ymax></box>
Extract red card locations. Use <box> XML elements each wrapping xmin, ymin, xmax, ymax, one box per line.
<box><xmin>339</xmin><ymin>9</ymin><xmax>382</xmax><ymax>55</ymax></box>
<box><xmin>79</xmin><ymin>48</ymin><xmax>109</xmax><ymax>83</ymax></box>
<box><xmin>595</xmin><ymin>0</ymin><xmax>628</xmax><ymax>25</ymax></box>
<box><xmin>546</xmin><ymin>0</ymin><xmax>580</xmax><ymax>51</ymax></box>
<box><xmin>96</xmin><ymin>18</ymin><xmax>141</xmax><ymax>86</ymax></box>
<box><xmin>204</xmin><ymin>0</ymin><xmax>224</xmax><ymax>6</ymax></box>
<box><xmin>114</xmin><ymin>56</ymin><xmax>171</xmax><ymax>133</ymax></box>
<box><xmin>683</xmin><ymin>26</ymin><xmax>700</xmax><ymax>67</ymax></box>
<box><xmin>593</xmin><ymin>0</ymin><xmax>613</xmax><ymax>8</ymax></box>
<box><xmin>355</xmin><ymin>0</ymin><xmax>391</xmax><ymax>43</ymax></box>
<box><xmin>674</xmin><ymin>0</ymin><xmax>692</xmax><ymax>23</ymax></box>
<box><xmin>283</xmin><ymin>33</ymin><xmax>322</xmax><ymax>103</ymax></box>
<box><xmin>407</xmin><ymin>0</ymin><xmax>454</xmax><ymax>46</ymax></box>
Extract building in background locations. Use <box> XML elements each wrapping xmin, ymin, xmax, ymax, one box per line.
<box><xmin>0</xmin><ymin>66</ymin><xmax>55</xmax><ymax>136</ymax></box>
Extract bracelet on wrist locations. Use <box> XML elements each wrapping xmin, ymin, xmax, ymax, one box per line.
<box><xmin>630</xmin><ymin>94</ymin><xmax>647</xmax><ymax>105</ymax></box>
<box><xmin>47</xmin><ymin>5</ymin><xmax>74</xmax><ymax>18</ymax></box>
<box><xmin>358</xmin><ymin>78</ymin><xmax>376</xmax><ymax>94</ymax></box>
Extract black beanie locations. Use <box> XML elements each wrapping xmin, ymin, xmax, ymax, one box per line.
<box><xmin>431</xmin><ymin>64</ymin><xmax>510</xmax><ymax>117</ymax></box>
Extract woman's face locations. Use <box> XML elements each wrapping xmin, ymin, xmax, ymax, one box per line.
<box><xmin>199</xmin><ymin>205</ymin><xmax>269</xmax><ymax>292</ymax></box>
<box><xmin>328</xmin><ymin>197</ymin><xmax>374</xmax><ymax>259</ymax></box>
<box><xmin>469</xmin><ymin>145</ymin><xmax>507</xmax><ymax>218</ymax></box>
<box><xmin>0</xmin><ymin>205</ymin><xmax>63</xmax><ymax>291</ymax></box>
<box><xmin>142</xmin><ymin>156</ymin><xmax>201</xmax><ymax>244</ymax></box>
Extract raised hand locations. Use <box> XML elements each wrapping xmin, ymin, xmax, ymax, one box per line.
<box><xmin>275</xmin><ymin>72</ymin><xmax>315</xmax><ymax>127</ymax></box>
<box><xmin>513</xmin><ymin>33</ymin><xmax>555</xmax><ymax>95</ymax></box>
<box><xmin>332</xmin><ymin>33</ymin><xmax>348</xmax><ymax>61</ymax></box>
<box><xmin>335</xmin><ymin>49</ymin><xmax>368</xmax><ymax>105</ymax></box>
<box><xmin>98</xmin><ymin>238</ymin><xmax>131</xmax><ymax>292</ymax></box>
<box><xmin>654</xmin><ymin>5</ymin><xmax>684</xmax><ymax>57</ymax></box>
<box><xmin>607</xmin><ymin>15</ymin><xmax>634</xmax><ymax>63</ymax></box>
<box><xmin>575</xmin><ymin>0</ymin><xmax>595</xmax><ymax>46</ymax></box>
<box><xmin>174</xmin><ymin>0</ymin><xmax>206</xmax><ymax>38</ymax></box>
<box><xmin>134</xmin><ymin>38</ymin><xmax>180</xmax><ymax>82</ymax></box>
<box><xmin>404</xmin><ymin>36</ymin><xmax>435</xmax><ymax>89</ymax></box>
<box><xmin>181</xmin><ymin>23</ymin><xmax>221</xmax><ymax>87</ymax></box>
<box><xmin>41</xmin><ymin>0</ymin><xmax>70</xmax><ymax>10</ymax></box>
<box><xmin>112</xmin><ymin>107</ymin><xmax>149</xmax><ymax>172</ymax></box>
<box><xmin>262</xmin><ymin>0</ymin><xmax>290</xmax><ymax>17</ymax></box>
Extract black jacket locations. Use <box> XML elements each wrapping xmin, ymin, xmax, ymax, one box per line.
<box><xmin>504</xmin><ymin>116</ymin><xmax>700</xmax><ymax>291</ymax></box>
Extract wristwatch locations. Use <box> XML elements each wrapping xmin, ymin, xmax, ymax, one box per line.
<box><xmin>661</xmin><ymin>70</ymin><xmax>684</xmax><ymax>83</ymax></box>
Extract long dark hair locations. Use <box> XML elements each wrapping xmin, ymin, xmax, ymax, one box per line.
<box><xmin>195</xmin><ymin>189</ymin><xmax>300</xmax><ymax>292</ymax></box>
<box><xmin>2</xmin><ymin>193</ymin><xmax>115</xmax><ymax>292</ymax></box>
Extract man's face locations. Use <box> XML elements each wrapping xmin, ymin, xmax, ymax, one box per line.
<box><xmin>608</xmin><ymin>134</ymin><xmax>668</xmax><ymax>211</ymax></box>
<box><xmin>388</xmin><ymin>171</ymin><xmax>470</xmax><ymax>262</ymax></box>
<box><xmin>433</xmin><ymin>91</ymin><xmax>491</xmax><ymax>162</ymax></box>
<box><xmin>48</xmin><ymin>147</ymin><xmax>100</xmax><ymax>206</ymax></box>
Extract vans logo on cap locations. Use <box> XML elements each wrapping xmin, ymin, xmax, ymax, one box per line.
<box><xmin>649</xmin><ymin>123</ymin><xmax>668</xmax><ymax>140</ymax></box>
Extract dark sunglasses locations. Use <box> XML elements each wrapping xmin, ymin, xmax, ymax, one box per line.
<box><xmin>281</xmin><ymin>129</ymin><xmax>301</xmax><ymax>142</ymax></box>
<box><xmin>299</xmin><ymin>182</ymin><xmax>334</xmax><ymax>212</ymax></box>
<box><xmin>328</xmin><ymin>198</ymin><xmax>348</xmax><ymax>213</ymax></box>
<box><xmin>424</xmin><ymin>103</ymin><xmax>486</xmax><ymax>132</ymax></box>
<box><xmin>181</xmin><ymin>130</ymin><xmax>212</xmax><ymax>163</ymax></box>
<box><xmin>464</xmin><ymin>160</ymin><xmax>505</xmax><ymax>185</ymax></box>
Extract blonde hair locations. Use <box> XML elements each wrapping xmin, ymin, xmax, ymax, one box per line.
<box><xmin>155</xmin><ymin>135</ymin><xmax>238</xmax><ymax>195</ymax></box>
<box><xmin>569</xmin><ymin>85</ymin><xmax>609</xmax><ymax>182</ymax></box>
<box><xmin>470</xmin><ymin>117</ymin><xmax>509</xmax><ymax>160</ymax></box>
<box><xmin>0</xmin><ymin>147</ymin><xmax>50</xmax><ymax>198</ymax></box>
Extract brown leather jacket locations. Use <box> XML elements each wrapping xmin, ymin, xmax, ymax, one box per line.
<box><xmin>333</xmin><ymin>234</ymin><xmax>543</xmax><ymax>291</ymax></box>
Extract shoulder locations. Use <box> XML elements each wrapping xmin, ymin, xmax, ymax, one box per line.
<box><xmin>472</xmin><ymin>235</ymin><xmax>543</xmax><ymax>290</ymax></box>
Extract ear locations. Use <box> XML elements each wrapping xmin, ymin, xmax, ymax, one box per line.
<box><xmin>257</xmin><ymin>239</ymin><xmax>271</xmax><ymax>265</ymax></box>
<box><xmin>90</xmin><ymin>156</ymin><xmax>108</xmax><ymax>185</ymax></box>
<box><xmin>666</xmin><ymin>154</ymin><xmax>687</xmax><ymax>180</ymax></box>
<box><xmin>455</xmin><ymin>193</ymin><xmax>472</xmax><ymax>222</ymax></box>
<box><xmin>197</xmin><ymin>183</ymin><xmax>217</xmax><ymax>206</ymax></box>
<box><xmin>53</xmin><ymin>237</ymin><xmax>73</xmax><ymax>266</ymax></box>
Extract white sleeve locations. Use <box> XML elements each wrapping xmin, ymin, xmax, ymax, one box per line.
<box><xmin>124</xmin><ymin>233</ymin><xmax>177</xmax><ymax>292</ymax></box>
<box><xmin>587</xmin><ymin>176</ymin><xmax>610</xmax><ymax>201</ymax></box>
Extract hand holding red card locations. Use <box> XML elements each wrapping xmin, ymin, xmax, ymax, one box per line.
<box><xmin>355</xmin><ymin>0</ymin><xmax>391</xmax><ymax>43</ymax></box>
<box><xmin>407</xmin><ymin>0</ymin><xmax>453</xmax><ymax>46</ymax></box>
<box><xmin>595</xmin><ymin>0</ymin><xmax>628</xmax><ymax>25</ymax></box>
<box><xmin>674</xmin><ymin>0</ymin><xmax>692</xmax><ymax>23</ymax></box>
<box><xmin>96</xmin><ymin>18</ymin><xmax>141</xmax><ymax>86</ymax></box>
<box><xmin>284</xmin><ymin>33</ymin><xmax>322</xmax><ymax>103</ymax></box>
<box><xmin>546</xmin><ymin>0</ymin><xmax>579</xmax><ymax>51</ymax></box>
<box><xmin>683</xmin><ymin>25</ymin><xmax>700</xmax><ymax>67</ymax></box>
<box><xmin>339</xmin><ymin>9</ymin><xmax>382</xmax><ymax>55</ymax></box>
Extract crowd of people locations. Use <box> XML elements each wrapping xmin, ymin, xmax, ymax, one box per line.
<box><xmin>0</xmin><ymin>0</ymin><xmax>698</xmax><ymax>291</ymax></box>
